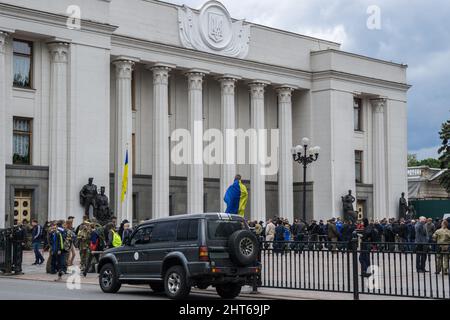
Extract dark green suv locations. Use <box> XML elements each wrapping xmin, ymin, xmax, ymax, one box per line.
<box><xmin>97</xmin><ymin>213</ymin><xmax>260</xmax><ymax>299</ymax></box>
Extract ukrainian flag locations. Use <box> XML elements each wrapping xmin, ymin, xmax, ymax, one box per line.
<box><xmin>121</xmin><ymin>150</ymin><xmax>129</xmax><ymax>203</ymax></box>
<box><xmin>224</xmin><ymin>179</ymin><xmax>248</xmax><ymax>217</ymax></box>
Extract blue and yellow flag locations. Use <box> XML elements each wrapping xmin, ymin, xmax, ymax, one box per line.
<box><xmin>120</xmin><ymin>150</ymin><xmax>129</xmax><ymax>203</ymax></box>
<box><xmin>224</xmin><ymin>179</ymin><xmax>248</xmax><ymax>217</ymax></box>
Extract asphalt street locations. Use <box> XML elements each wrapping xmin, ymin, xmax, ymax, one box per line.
<box><xmin>0</xmin><ymin>277</ymin><xmax>251</xmax><ymax>300</ymax></box>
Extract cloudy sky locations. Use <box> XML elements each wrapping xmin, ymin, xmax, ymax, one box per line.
<box><xmin>167</xmin><ymin>0</ymin><xmax>450</xmax><ymax>160</ymax></box>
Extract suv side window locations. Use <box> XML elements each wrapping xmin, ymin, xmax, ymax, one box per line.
<box><xmin>177</xmin><ymin>219</ymin><xmax>199</xmax><ymax>241</ymax></box>
<box><xmin>151</xmin><ymin>221</ymin><xmax>177</xmax><ymax>243</ymax></box>
<box><xmin>187</xmin><ymin>220</ymin><xmax>199</xmax><ymax>241</ymax></box>
<box><xmin>131</xmin><ymin>225</ymin><xmax>153</xmax><ymax>246</ymax></box>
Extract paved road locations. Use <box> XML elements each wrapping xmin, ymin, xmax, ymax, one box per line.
<box><xmin>0</xmin><ymin>278</ymin><xmax>251</xmax><ymax>300</ymax></box>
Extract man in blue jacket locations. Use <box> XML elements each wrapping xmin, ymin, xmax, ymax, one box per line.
<box><xmin>31</xmin><ymin>219</ymin><xmax>45</xmax><ymax>265</ymax></box>
<box><xmin>49</xmin><ymin>221</ymin><xmax>67</xmax><ymax>278</ymax></box>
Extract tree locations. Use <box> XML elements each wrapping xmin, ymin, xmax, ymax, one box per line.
<box><xmin>408</xmin><ymin>154</ymin><xmax>419</xmax><ymax>167</ymax></box>
<box><xmin>408</xmin><ymin>154</ymin><xmax>441</xmax><ymax>168</ymax></box>
<box><xmin>439</xmin><ymin>120</ymin><xmax>450</xmax><ymax>193</ymax></box>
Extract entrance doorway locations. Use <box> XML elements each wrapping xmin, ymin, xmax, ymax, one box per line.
<box><xmin>357</xmin><ymin>200</ymin><xmax>366</xmax><ymax>220</ymax></box>
<box><xmin>14</xmin><ymin>190</ymin><xmax>32</xmax><ymax>225</ymax></box>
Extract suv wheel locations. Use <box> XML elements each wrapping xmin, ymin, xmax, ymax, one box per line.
<box><xmin>216</xmin><ymin>283</ymin><xmax>242</xmax><ymax>299</ymax></box>
<box><xmin>228</xmin><ymin>230</ymin><xmax>260</xmax><ymax>266</ymax></box>
<box><xmin>99</xmin><ymin>263</ymin><xmax>121</xmax><ymax>293</ymax></box>
<box><xmin>164</xmin><ymin>266</ymin><xmax>191</xmax><ymax>300</ymax></box>
<box><xmin>149</xmin><ymin>281</ymin><xmax>165</xmax><ymax>293</ymax></box>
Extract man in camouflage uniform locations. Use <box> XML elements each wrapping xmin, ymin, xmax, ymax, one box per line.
<box><xmin>77</xmin><ymin>220</ymin><xmax>91</xmax><ymax>272</ymax></box>
<box><xmin>433</xmin><ymin>220</ymin><xmax>450</xmax><ymax>275</ymax></box>
<box><xmin>83</xmin><ymin>221</ymin><xmax>106</xmax><ymax>277</ymax></box>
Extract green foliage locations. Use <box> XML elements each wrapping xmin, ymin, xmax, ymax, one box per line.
<box><xmin>439</xmin><ymin>120</ymin><xmax>450</xmax><ymax>192</ymax></box>
<box><xmin>408</xmin><ymin>154</ymin><xmax>440</xmax><ymax>168</ymax></box>
<box><xmin>408</xmin><ymin>154</ymin><xmax>419</xmax><ymax>167</ymax></box>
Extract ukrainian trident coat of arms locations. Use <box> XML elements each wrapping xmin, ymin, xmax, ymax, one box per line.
<box><xmin>208</xmin><ymin>12</ymin><xmax>224</xmax><ymax>43</ymax></box>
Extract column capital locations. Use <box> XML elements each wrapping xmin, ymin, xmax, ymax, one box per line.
<box><xmin>249</xmin><ymin>80</ymin><xmax>270</xmax><ymax>100</ymax></box>
<box><xmin>48</xmin><ymin>42</ymin><xmax>70</xmax><ymax>64</ymax></box>
<box><xmin>217</xmin><ymin>74</ymin><xmax>242</xmax><ymax>82</ymax></box>
<box><xmin>371</xmin><ymin>98</ymin><xmax>387</xmax><ymax>113</ymax></box>
<box><xmin>276</xmin><ymin>85</ymin><xmax>297</xmax><ymax>103</ymax></box>
<box><xmin>147</xmin><ymin>62</ymin><xmax>176</xmax><ymax>72</ymax></box>
<box><xmin>113</xmin><ymin>59</ymin><xmax>136</xmax><ymax>79</ymax></box>
<box><xmin>218</xmin><ymin>76</ymin><xmax>240</xmax><ymax>95</ymax></box>
<box><xmin>186</xmin><ymin>69</ymin><xmax>208</xmax><ymax>91</ymax></box>
<box><xmin>150</xmin><ymin>64</ymin><xmax>174</xmax><ymax>86</ymax></box>
<box><xmin>0</xmin><ymin>31</ymin><xmax>10</xmax><ymax>54</ymax></box>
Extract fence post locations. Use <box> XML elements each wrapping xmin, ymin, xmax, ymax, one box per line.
<box><xmin>351</xmin><ymin>238</ymin><xmax>360</xmax><ymax>300</ymax></box>
<box><xmin>251</xmin><ymin>239</ymin><xmax>262</xmax><ymax>294</ymax></box>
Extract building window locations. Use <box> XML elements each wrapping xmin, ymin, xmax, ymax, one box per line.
<box><xmin>13</xmin><ymin>39</ymin><xmax>33</xmax><ymax>88</ymax></box>
<box><xmin>354</xmin><ymin>97</ymin><xmax>363</xmax><ymax>131</ymax></box>
<box><xmin>355</xmin><ymin>150</ymin><xmax>363</xmax><ymax>183</ymax></box>
<box><xmin>13</xmin><ymin>117</ymin><xmax>32</xmax><ymax>165</ymax></box>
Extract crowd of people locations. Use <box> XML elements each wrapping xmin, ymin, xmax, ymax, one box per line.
<box><xmin>9</xmin><ymin>213</ymin><xmax>450</xmax><ymax>279</ymax></box>
<box><xmin>248</xmin><ymin>215</ymin><xmax>450</xmax><ymax>276</ymax></box>
<box><xmin>13</xmin><ymin>215</ymin><xmax>134</xmax><ymax>279</ymax></box>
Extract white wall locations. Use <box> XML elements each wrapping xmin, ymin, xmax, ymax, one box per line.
<box><xmin>311</xmin><ymin>87</ymin><xmax>356</xmax><ymax>220</ymax></box>
<box><xmin>67</xmin><ymin>43</ymin><xmax>111</xmax><ymax>221</ymax></box>
<box><xmin>386</xmin><ymin>99</ymin><xmax>408</xmax><ymax>217</ymax></box>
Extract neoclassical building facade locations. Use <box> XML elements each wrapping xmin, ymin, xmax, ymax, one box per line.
<box><xmin>0</xmin><ymin>0</ymin><xmax>409</xmax><ymax>227</ymax></box>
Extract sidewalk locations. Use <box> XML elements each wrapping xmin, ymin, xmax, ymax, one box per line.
<box><xmin>0</xmin><ymin>251</ymin><xmax>416</xmax><ymax>300</ymax></box>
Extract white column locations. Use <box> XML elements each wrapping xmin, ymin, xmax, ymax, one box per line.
<box><xmin>186</xmin><ymin>70</ymin><xmax>207</xmax><ymax>214</ymax></box>
<box><xmin>249</xmin><ymin>81</ymin><xmax>269</xmax><ymax>222</ymax></box>
<box><xmin>150</xmin><ymin>64</ymin><xmax>173</xmax><ymax>219</ymax></box>
<box><xmin>372</xmin><ymin>98</ymin><xmax>387</xmax><ymax>220</ymax></box>
<box><xmin>48</xmin><ymin>42</ymin><xmax>70</xmax><ymax>221</ymax></box>
<box><xmin>277</xmin><ymin>86</ymin><xmax>296</xmax><ymax>223</ymax></box>
<box><xmin>113</xmin><ymin>58</ymin><xmax>136</xmax><ymax>224</ymax></box>
<box><xmin>219</xmin><ymin>76</ymin><xmax>239</xmax><ymax>212</ymax></box>
<box><xmin>0</xmin><ymin>32</ymin><xmax>8</xmax><ymax>228</ymax></box>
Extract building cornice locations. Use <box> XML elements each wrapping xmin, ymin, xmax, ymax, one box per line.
<box><xmin>312</xmin><ymin>70</ymin><xmax>411</xmax><ymax>92</ymax></box>
<box><xmin>111</xmin><ymin>34</ymin><xmax>313</xmax><ymax>84</ymax></box>
<box><xmin>311</xmin><ymin>49</ymin><xmax>408</xmax><ymax>68</ymax></box>
<box><xmin>0</xmin><ymin>3</ymin><xmax>118</xmax><ymax>36</ymax></box>
<box><xmin>112</xmin><ymin>35</ymin><xmax>410</xmax><ymax>92</ymax></box>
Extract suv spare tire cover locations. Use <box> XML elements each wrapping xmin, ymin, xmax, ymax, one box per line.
<box><xmin>228</xmin><ymin>230</ymin><xmax>259</xmax><ymax>267</ymax></box>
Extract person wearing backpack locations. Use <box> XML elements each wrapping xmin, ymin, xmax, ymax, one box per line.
<box><xmin>83</xmin><ymin>223</ymin><xmax>103</xmax><ymax>277</ymax></box>
<box><xmin>31</xmin><ymin>219</ymin><xmax>45</xmax><ymax>265</ymax></box>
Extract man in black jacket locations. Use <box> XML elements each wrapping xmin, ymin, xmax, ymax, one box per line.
<box><xmin>12</xmin><ymin>222</ymin><xmax>26</xmax><ymax>275</ymax></box>
<box><xmin>360</xmin><ymin>219</ymin><xmax>377</xmax><ymax>277</ymax></box>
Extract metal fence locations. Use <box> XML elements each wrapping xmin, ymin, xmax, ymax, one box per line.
<box><xmin>259</xmin><ymin>239</ymin><xmax>450</xmax><ymax>300</ymax></box>
<box><xmin>0</xmin><ymin>229</ymin><xmax>13</xmax><ymax>274</ymax></box>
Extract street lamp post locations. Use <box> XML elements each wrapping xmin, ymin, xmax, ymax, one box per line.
<box><xmin>291</xmin><ymin>138</ymin><xmax>320</xmax><ymax>222</ymax></box>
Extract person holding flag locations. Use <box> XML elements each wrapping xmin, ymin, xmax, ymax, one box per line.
<box><xmin>224</xmin><ymin>175</ymin><xmax>248</xmax><ymax>217</ymax></box>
